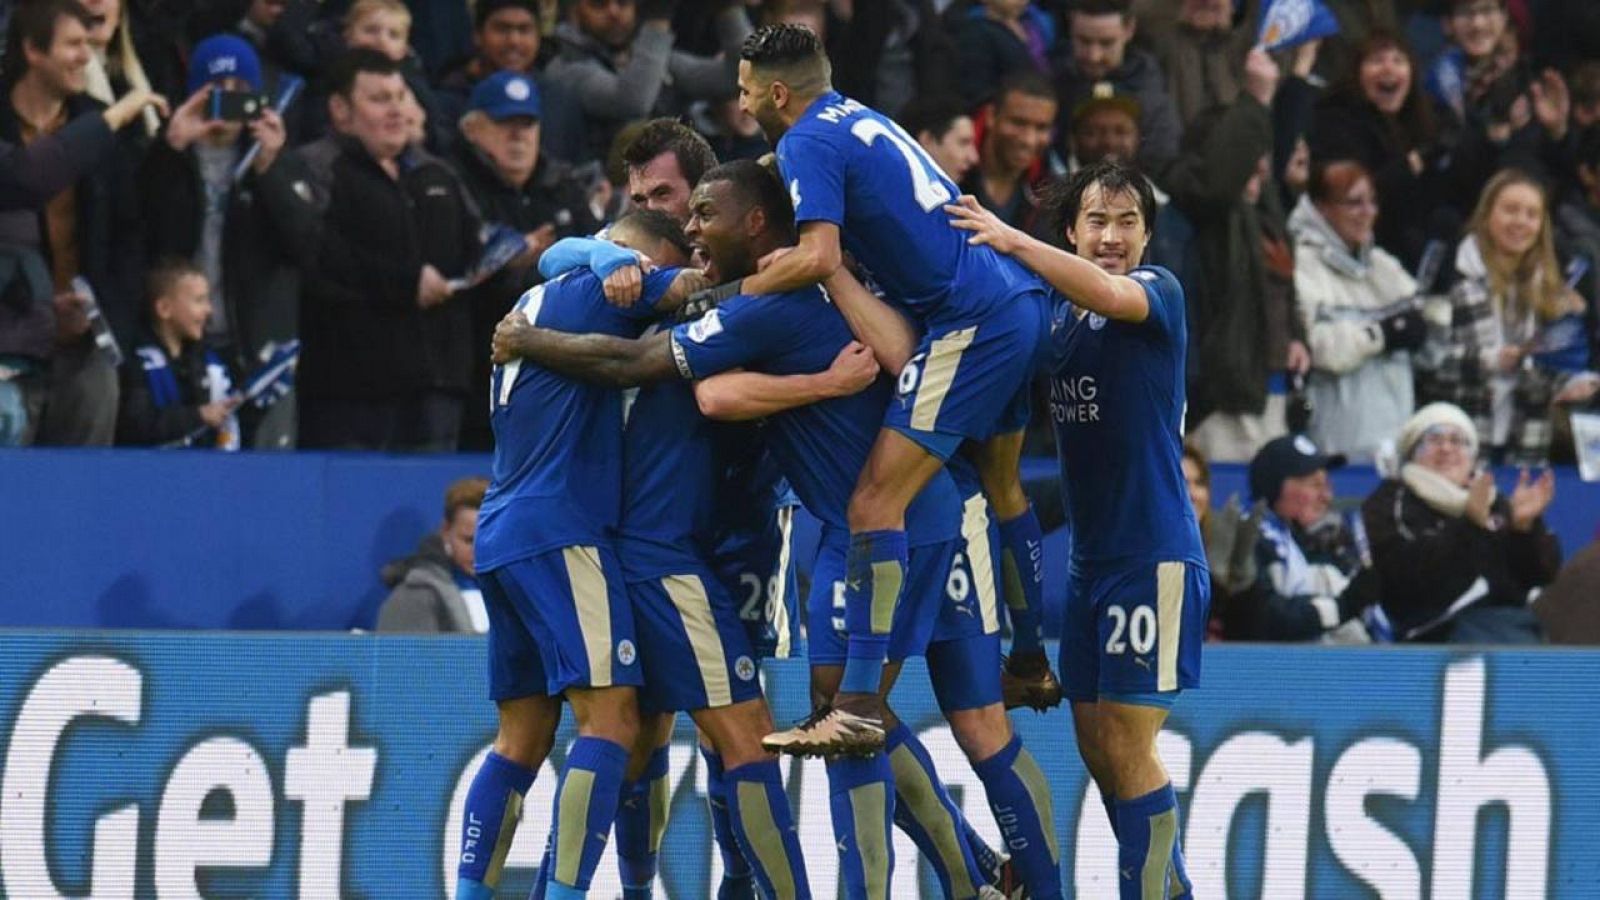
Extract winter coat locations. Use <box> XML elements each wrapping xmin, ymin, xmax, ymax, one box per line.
<box><xmin>376</xmin><ymin>534</ymin><xmax>477</xmax><ymax>633</ymax></box>
<box><xmin>1051</xmin><ymin>48</ymin><xmax>1182</xmax><ymax>166</ymax></box>
<box><xmin>137</xmin><ymin>136</ymin><xmax>320</xmax><ymax>370</ymax></box>
<box><xmin>115</xmin><ymin>330</ymin><xmax>242</xmax><ymax>448</ymax></box>
<box><xmin>298</xmin><ymin>137</ymin><xmax>480</xmax><ymax>403</ymax></box>
<box><xmin>831</xmin><ymin>0</ymin><xmax>955</xmax><ymax>118</ymax></box>
<box><xmin>1144</xmin><ymin>22</ymin><xmax>1250</xmax><ymax>129</ymax></box>
<box><xmin>1288</xmin><ymin>195</ymin><xmax>1419</xmax><ymax>460</ymax></box>
<box><xmin>953</xmin><ymin>6</ymin><xmax>1054</xmax><ymax>108</ymax></box>
<box><xmin>1236</xmin><ymin>508</ymin><xmax>1382</xmax><ymax>642</ymax></box>
<box><xmin>1416</xmin><ymin>235</ymin><xmax>1580</xmax><ymax>464</ymax></box>
<box><xmin>1361</xmin><ymin>475</ymin><xmax>1560</xmax><ymax>642</ymax></box>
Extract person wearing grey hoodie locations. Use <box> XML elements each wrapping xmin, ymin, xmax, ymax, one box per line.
<box><xmin>1289</xmin><ymin>159</ymin><xmax>1421</xmax><ymax>461</ymax></box>
<box><xmin>376</xmin><ymin>476</ymin><xmax>489</xmax><ymax>633</ymax></box>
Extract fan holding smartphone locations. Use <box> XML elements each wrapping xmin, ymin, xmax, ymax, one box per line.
<box><xmin>161</xmin><ymin>35</ymin><xmax>286</xmax><ymax>180</ymax></box>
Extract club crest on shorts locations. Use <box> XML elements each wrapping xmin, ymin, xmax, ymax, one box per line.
<box><xmin>1088</xmin><ymin>312</ymin><xmax>1107</xmax><ymax>331</ymax></box>
<box><xmin>734</xmin><ymin>656</ymin><xmax>756</xmax><ymax>682</ymax></box>
<box><xmin>617</xmin><ymin>639</ymin><xmax>637</xmax><ymax>666</ymax></box>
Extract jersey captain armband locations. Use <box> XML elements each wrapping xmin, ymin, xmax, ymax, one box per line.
<box><xmin>675</xmin><ymin>278</ymin><xmax>744</xmax><ymax>323</ymax></box>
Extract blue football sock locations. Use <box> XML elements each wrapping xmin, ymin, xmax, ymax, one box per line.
<box><xmin>997</xmin><ymin>508</ymin><xmax>1045</xmax><ymax>654</ymax></box>
<box><xmin>973</xmin><ymin>735</ymin><xmax>1062</xmax><ymax>898</ymax></box>
<box><xmin>546</xmin><ymin>736</ymin><xmax>630</xmax><ymax>895</ymax></box>
<box><xmin>1115</xmin><ymin>783</ymin><xmax>1182</xmax><ymax>900</ymax></box>
<box><xmin>1105</xmin><ymin>788</ymin><xmax>1191</xmax><ymax>898</ymax></box>
<box><xmin>616</xmin><ymin>746</ymin><xmax>670</xmax><ymax>899</ymax></box>
<box><xmin>841</xmin><ymin>530</ymin><xmax>906</xmax><ymax>696</ymax></box>
<box><xmin>529</xmin><ymin>832</ymin><xmax>553</xmax><ymax>900</ymax></box>
<box><xmin>826</xmin><ymin>754</ymin><xmax>896</xmax><ymax>900</ymax></box>
<box><xmin>700</xmin><ymin>747</ymin><xmax>756</xmax><ymax>898</ymax></box>
<box><xmin>725</xmin><ymin>759</ymin><xmax>812</xmax><ymax>899</ymax></box>
<box><xmin>884</xmin><ymin>722</ymin><xmax>986</xmax><ymax>899</ymax></box>
<box><xmin>456</xmin><ymin>751</ymin><xmax>537</xmax><ymax>900</ymax></box>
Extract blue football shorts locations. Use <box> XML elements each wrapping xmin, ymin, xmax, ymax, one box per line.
<box><xmin>629</xmin><ymin>565</ymin><xmax>765</xmax><ymax>715</ymax></box>
<box><xmin>927</xmin><ymin>490</ymin><xmax>1005</xmax><ymax>712</ymax></box>
<box><xmin>480</xmin><ymin>543</ymin><xmax>643</xmax><ymax>701</ymax></box>
<box><xmin>709</xmin><ymin>504</ymin><xmax>801</xmax><ymax>660</ymax></box>
<box><xmin>885</xmin><ymin>288</ymin><xmax>1050</xmax><ymax>460</ymax></box>
<box><xmin>1059</xmin><ymin>559</ymin><xmax>1210</xmax><ymax>708</ymax></box>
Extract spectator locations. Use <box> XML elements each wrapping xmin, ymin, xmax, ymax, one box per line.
<box><xmin>826</xmin><ymin>0</ymin><xmax>956</xmax><ymax>118</ymax></box>
<box><xmin>1238</xmin><ymin>434</ymin><xmax>1383</xmax><ymax>642</ymax></box>
<box><xmin>1288</xmin><ymin>160</ymin><xmax>1423</xmax><ymax>460</ymax></box>
<box><xmin>619</xmin><ymin>116</ymin><xmax>717</xmax><ymax>223</ymax></box>
<box><xmin>1181</xmin><ymin>442</ymin><xmax>1234</xmax><ymax>639</ymax></box>
<box><xmin>1417</xmin><ymin>169</ymin><xmax>1599</xmax><ymax>464</ymax></box>
<box><xmin>0</xmin><ymin>0</ymin><xmax>145</xmax><ymax>446</ymax></box>
<box><xmin>962</xmin><ymin>71</ymin><xmax>1058</xmax><ymax>233</ymax></box>
<box><xmin>1065</xmin><ymin>81</ymin><xmax>1140</xmax><ymax>167</ymax></box>
<box><xmin>1168</xmin><ymin>52</ymin><xmax>1308</xmax><ymax>464</ymax></box>
<box><xmin>1309</xmin><ymin>30</ymin><xmax>1491</xmax><ymax>270</ymax></box>
<box><xmin>1556</xmin><ymin>126</ymin><xmax>1600</xmax><ymax>361</ymax></box>
<box><xmin>377</xmin><ymin>475</ymin><xmax>491</xmax><ymax>633</ymax></box>
<box><xmin>297</xmin><ymin>49</ymin><xmax>480</xmax><ymax>452</ymax></box>
<box><xmin>1052</xmin><ymin>0</ymin><xmax>1180</xmax><ymax>167</ymax></box>
<box><xmin>1142</xmin><ymin>0</ymin><xmax>1251</xmax><ymax>130</ymax></box>
<box><xmin>900</xmin><ymin>94</ymin><xmax>979</xmax><ymax>183</ymax></box>
<box><xmin>138</xmin><ymin>34</ymin><xmax>318</xmax><ymax>449</ymax></box>
<box><xmin>79</xmin><ymin>0</ymin><xmax>179</xmax><ymax>139</ymax></box>
<box><xmin>545</xmin><ymin>0</ymin><xmax>751</xmax><ymax>164</ymax></box>
<box><xmin>116</xmin><ymin>259</ymin><xmax>245</xmax><ymax>448</ymax></box>
<box><xmin>1570</xmin><ymin>61</ymin><xmax>1600</xmax><ymax>131</ymax></box>
<box><xmin>1361</xmin><ymin>401</ymin><xmax>1560</xmax><ymax>643</ymax></box>
<box><xmin>453</xmin><ymin>71</ymin><xmax>600</xmax><ymax>451</ymax></box>
<box><xmin>953</xmin><ymin>0</ymin><xmax>1056</xmax><ymax>108</ymax></box>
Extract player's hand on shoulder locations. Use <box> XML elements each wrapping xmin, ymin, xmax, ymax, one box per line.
<box><xmin>944</xmin><ymin>195</ymin><xmax>1024</xmax><ymax>255</ymax></box>
<box><xmin>757</xmin><ymin>246</ymin><xmax>794</xmax><ymax>273</ymax></box>
<box><xmin>823</xmin><ymin>341</ymin><xmax>881</xmax><ymax>396</ymax></box>
<box><xmin>492</xmin><ymin>308</ymin><xmax>536</xmax><ymax>365</ymax></box>
<box><xmin>667</xmin><ymin>268</ymin><xmax>713</xmax><ymax>307</ymax></box>
<box><xmin>601</xmin><ymin>256</ymin><xmax>649</xmax><ymax>307</ymax></box>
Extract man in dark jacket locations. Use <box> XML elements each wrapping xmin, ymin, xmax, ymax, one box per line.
<box><xmin>298</xmin><ymin>49</ymin><xmax>480</xmax><ymax>452</ymax></box>
<box><xmin>451</xmin><ymin>70</ymin><xmax>598</xmax><ymax>450</ymax></box>
<box><xmin>1052</xmin><ymin>0</ymin><xmax>1180</xmax><ymax>167</ymax></box>
<box><xmin>377</xmin><ymin>476</ymin><xmax>490</xmax><ymax>633</ymax></box>
<box><xmin>0</xmin><ymin>0</ymin><xmax>145</xmax><ymax>446</ymax></box>
<box><xmin>138</xmin><ymin>34</ymin><xmax>319</xmax><ymax>449</ymax></box>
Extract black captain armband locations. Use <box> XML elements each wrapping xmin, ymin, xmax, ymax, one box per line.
<box><xmin>677</xmin><ymin>279</ymin><xmax>744</xmax><ymax>323</ymax></box>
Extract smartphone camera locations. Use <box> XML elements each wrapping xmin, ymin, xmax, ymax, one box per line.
<box><xmin>209</xmin><ymin>90</ymin><xmax>268</xmax><ymax>123</ymax></box>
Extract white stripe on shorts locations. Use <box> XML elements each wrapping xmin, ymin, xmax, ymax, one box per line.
<box><xmin>961</xmin><ymin>493</ymin><xmax>1001</xmax><ymax>635</ymax></box>
<box><xmin>909</xmin><ymin>327</ymin><xmax>976</xmax><ymax>431</ymax></box>
<box><xmin>662</xmin><ymin>574</ymin><xmax>733</xmax><ymax>708</ymax></box>
<box><xmin>1156</xmin><ymin>562</ymin><xmax>1185</xmax><ymax>691</ymax></box>
<box><xmin>771</xmin><ymin>506</ymin><xmax>794</xmax><ymax>659</ymax></box>
<box><xmin>562</xmin><ymin>546</ymin><xmax>613</xmax><ymax>686</ymax></box>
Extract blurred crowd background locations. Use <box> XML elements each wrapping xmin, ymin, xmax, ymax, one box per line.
<box><xmin>1</xmin><ymin>0</ymin><xmax>1597</xmax><ymax>644</ymax></box>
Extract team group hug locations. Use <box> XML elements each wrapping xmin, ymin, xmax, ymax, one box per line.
<box><xmin>455</xmin><ymin>23</ymin><xmax>1209</xmax><ymax>900</ymax></box>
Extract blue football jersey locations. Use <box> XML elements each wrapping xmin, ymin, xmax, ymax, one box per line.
<box><xmin>776</xmin><ymin>91</ymin><xmax>1038</xmax><ymax>321</ymax></box>
<box><xmin>669</xmin><ymin>287</ymin><xmax>960</xmax><ymax>546</ymax></box>
<box><xmin>1047</xmin><ymin>266</ymin><xmax>1206</xmax><ymax>571</ymax></box>
<box><xmin>475</xmin><ymin>268</ymin><xmax>677</xmax><ymax>571</ymax></box>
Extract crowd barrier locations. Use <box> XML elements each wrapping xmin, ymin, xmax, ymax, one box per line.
<box><xmin>1</xmin><ymin>449</ymin><xmax>1595</xmax><ymax>632</ymax></box>
<box><xmin>0</xmin><ymin>633</ymin><xmax>1593</xmax><ymax>898</ymax></box>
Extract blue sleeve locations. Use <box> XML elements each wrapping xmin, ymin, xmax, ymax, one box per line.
<box><xmin>623</xmin><ymin>267</ymin><xmax>681</xmax><ymax>320</ymax></box>
<box><xmin>1131</xmin><ymin>266</ymin><xmax>1184</xmax><ymax>339</ymax></box>
<box><xmin>778</xmin><ymin>133</ymin><xmax>845</xmax><ymax>227</ymax></box>
<box><xmin>669</xmin><ymin>297</ymin><xmax>785</xmax><ymax>380</ymax></box>
<box><xmin>537</xmin><ymin>237</ymin><xmax>642</xmax><ymax>281</ymax></box>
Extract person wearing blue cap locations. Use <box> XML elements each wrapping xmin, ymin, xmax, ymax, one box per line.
<box><xmin>451</xmin><ymin>69</ymin><xmax>598</xmax><ymax>451</ymax></box>
<box><xmin>135</xmin><ymin>32</ymin><xmax>316</xmax><ymax>448</ymax></box>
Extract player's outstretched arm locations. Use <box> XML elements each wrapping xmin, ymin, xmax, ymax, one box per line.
<box><xmin>823</xmin><ymin>266</ymin><xmax>919</xmax><ymax>373</ymax></box>
<box><xmin>492</xmin><ymin>313</ymin><xmax>678</xmax><ymax>387</ymax></box>
<box><xmin>945</xmin><ymin>196</ymin><xmax>1150</xmax><ymax>323</ymax></box>
<box><xmin>738</xmin><ymin>221</ymin><xmax>842</xmax><ymax>296</ymax></box>
<box><xmin>694</xmin><ymin>341</ymin><xmax>880</xmax><ymax>420</ymax></box>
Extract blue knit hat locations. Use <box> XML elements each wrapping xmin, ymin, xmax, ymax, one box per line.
<box><xmin>187</xmin><ymin>34</ymin><xmax>263</xmax><ymax>96</ymax></box>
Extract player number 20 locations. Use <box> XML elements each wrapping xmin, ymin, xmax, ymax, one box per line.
<box><xmin>1105</xmin><ymin>604</ymin><xmax>1156</xmax><ymax>655</ymax></box>
<box><xmin>850</xmin><ymin>119</ymin><xmax>952</xmax><ymax>213</ymax></box>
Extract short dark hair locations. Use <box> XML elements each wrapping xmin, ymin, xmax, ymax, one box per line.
<box><xmin>611</xmin><ymin>207</ymin><xmax>693</xmax><ymax>260</ymax></box>
<box><xmin>146</xmin><ymin>257</ymin><xmax>205</xmax><ymax>311</ymax></box>
<box><xmin>1071</xmin><ymin>0</ymin><xmax>1133</xmax><ymax>19</ymax></box>
<box><xmin>993</xmin><ymin>70</ymin><xmax>1058</xmax><ymax>110</ymax></box>
<box><xmin>325</xmin><ymin>47</ymin><xmax>402</xmax><ymax>98</ymax></box>
<box><xmin>1044</xmin><ymin>159</ymin><xmax>1156</xmax><ymax>245</ymax></box>
<box><xmin>475</xmin><ymin>0</ymin><xmax>539</xmax><ymax>31</ymax></box>
<box><xmin>740</xmin><ymin>23</ymin><xmax>831</xmax><ymax>93</ymax></box>
<box><xmin>898</xmin><ymin>95</ymin><xmax>970</xmax><ymax>143</ymax></box>
<box><xmin>701</xmin><ymin>159</ymin><xmax>795</xmax><ymax>240</ymax></box>
<box><xmin>621</xmin><ymin>118</ymin><xmax>718</xmax><ymax>186</ymax></box>
<box><xmin>3</xmin><ymin>0</ymin><xmax>93</xmax><ymax>82</ymax></box>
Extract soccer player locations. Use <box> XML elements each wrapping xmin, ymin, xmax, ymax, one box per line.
<box><xmin>947</xmin><ymin>160</ymin><xmax>1210</xmax><ymax>900</ymax></box>
<box><xmin>732</xmin><ymin>25</ymin><xmax>1060</xmax><ymax>751</ymax></box>
<box><xmin>493</xmin><ymin>160</ymin><xmax>1000</xmax><ymax>900</ymax></box>
<box><xmin>454</xmin><ymin>209</ymin><xmax>702</xmax><ymax>900</ymax></box>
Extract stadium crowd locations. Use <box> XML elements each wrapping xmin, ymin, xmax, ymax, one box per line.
<box><xmin>0</xmin><ymin>0</ymin><xmax>1596</xmax><ymax>646</ymax></box>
